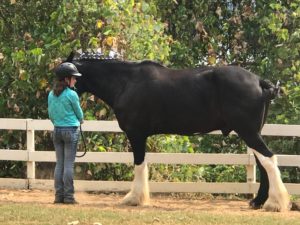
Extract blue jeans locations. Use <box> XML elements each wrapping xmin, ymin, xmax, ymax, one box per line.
<box><xmin>53</xmin><ymin>127</ymin><xmax>79</xmax><ymax>201</ymax></box>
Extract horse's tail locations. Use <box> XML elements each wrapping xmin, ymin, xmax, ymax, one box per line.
<box><xmin>259</xmin><ymin>79</ymin><xmax>281</xmax><ymax>129</ymax></box>
<box><xmin>260</xmin><ymin>79</ymin><xmax>281</xmax><ymax>101</ymax></box>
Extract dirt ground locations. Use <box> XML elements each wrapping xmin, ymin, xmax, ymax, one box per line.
<box><xmin>0</xmin><ymin>189</ymin><xmax>300</xmax><ymax>216</ymax></box>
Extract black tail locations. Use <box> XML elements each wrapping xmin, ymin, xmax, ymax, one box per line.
<box><xmin>259</xmin><ymin>79</ymin><xmax>281</xmax><ymax>101</ymax></box>
<box><xmin>259</xmin><ymin>79</ymin><xmax>281</xmax><ymax>130</ymax></box>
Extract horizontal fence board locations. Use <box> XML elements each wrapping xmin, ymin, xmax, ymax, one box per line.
<box><xmin>76</xmin><ymin>152</ymin><xmax>133</xmax><ymax>163</ymax></box>
<box><xmin>284</xmin><ymin>183</ymin><xmax>300</xmax><ymax>195</ymax></box>
<box><xmin>195</xmin><ymin>124</ymin><xmax>300</xmax><ymax>137</ymax></box>
<box><xmin>30</xmin><ymin>179</ymin><xmax>258</xmax><ymax>193</ymax></box>
<box><xmin>0</xmin><ymin>151</ymin><xmax>298</xmax><ymax>167</ymax></box>
<box><xmin>26</xmin><ymin>119</ymin><xmax>123</xmax><ymax>132</ymax></box>
<box><xmin>27</xmin><ymin>119</ymin><xmax>53</xmax><ymax>131</ymax></box>
<box><xmin>1</xmin><ymin>119</ymin><xmax>298</xmax><ymax>137</ymax></box>
<box><xmin>0</xmin><ymin>150</ymin><xmax>27</xmax><ymax>161</ymax></box>
<box><xmin>146</xmin><ymin>153</ymin><xmax>252</xmax><ymax>165</ymax></box>
<box><xmin>25</xmin><ymin>152</ymin><xmax>255</xmax><ymax>165</ymax></box>
<box><xmin>27</xmin><ymin>179</ymin><xmax>300</xmax><ymax>195</ymax></box>
<box><xmin>81</xmin><ymin>120</ymin><xmax>123</xmax><ymax>132</ymax></box>
<box><xmin>277</xmin><ymin>155</ymin><xmax>300</xmax><ymax>167</ymax></box>
<box><xmin>2</xmin><ymin>151</ymin><xmax>298</xmax><ymax>166</ymax></box>
<box><xmin>28</xmin><ymin>151</ymin><xmax>55</xmax><ymax>162</ymax></box>
<box><xmin>262</xmin><ymin>124</ymin><xmax>300</xmax><ymax>137</ymax></box>
<box><xmin>148</xmin><ymin>182</ymin><xmax>259</xmax><ymax>194</ymax></box>
<box><xmin>0</xmin><ymin>119</ymin><xmax>27</xmax><ymax>130</ymax></box>
<box><xmin>0</xmin><ymin>178</ymin><xmax>28</xmax><ymax>189</ymax></box>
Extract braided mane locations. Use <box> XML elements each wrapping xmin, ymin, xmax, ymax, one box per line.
<box><xmin>74</xmin><ymin>52</ymin><xmax>119</xmax><ymax>61</ymax></box>
<box><xmin>74</xmin><ymin>52</ymin><xmax>164</xmax><ymax>67</ymax></box>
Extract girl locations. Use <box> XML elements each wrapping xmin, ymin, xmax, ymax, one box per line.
<box><xmin>48</xmin><ymin>62</ymin><xmax>84</xmax><ymax>204</ymax></box>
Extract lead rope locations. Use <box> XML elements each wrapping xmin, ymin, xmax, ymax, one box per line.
<box><xmin>76</xmin><ymin>124</ymin><xmax>87</xmax><ymax>158</ymax></box>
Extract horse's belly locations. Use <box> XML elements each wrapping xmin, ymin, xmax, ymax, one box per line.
<box><xmin>149</xmin><ymin>114</ymin><xmax>220</xmax><ymax>135</ymax></box>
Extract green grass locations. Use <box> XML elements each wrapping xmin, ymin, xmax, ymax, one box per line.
<box><xmin>0</xmin><ymin>203</ymin><xmax>300</xmax><ymax>225</ymax></box>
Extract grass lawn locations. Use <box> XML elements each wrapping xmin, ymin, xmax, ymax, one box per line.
<box><xmin>0</xmin><ymin>202</ymin><xmax>300</xmax><ymax>225</ymax></box>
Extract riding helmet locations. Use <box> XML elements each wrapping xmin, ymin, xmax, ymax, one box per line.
<box><xmin>54</xmin><ymin>62</ymin><xmax>82</xmax><ymax>79</ymax></box>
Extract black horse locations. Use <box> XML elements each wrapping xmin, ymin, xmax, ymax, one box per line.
<box><xmin>66</xmin><ymin>52</ymin><xmax>290</xmax><ymax>211</ymax></box>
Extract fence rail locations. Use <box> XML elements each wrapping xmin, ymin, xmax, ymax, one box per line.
<box><xmin>0</xmin><ymin>118</ymin><xmax>299</xmax><ymax>194</ymax></box>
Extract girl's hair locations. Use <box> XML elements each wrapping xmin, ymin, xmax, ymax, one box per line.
<box><xmin>53</xmin><ymin>77</ymin><xmax>69</xmax><ymax>96</ymax></box>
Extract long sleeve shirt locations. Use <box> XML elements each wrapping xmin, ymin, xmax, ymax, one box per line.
<box><xmin>48</xmin><ymin>88</ymin><xmax>84</xmax><ymax>127</ymax></box>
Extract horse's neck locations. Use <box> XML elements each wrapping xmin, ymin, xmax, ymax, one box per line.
<box><xmin>86</xmin><ymin>63</ymin><xmax>134</xmax><ymax>107</ymax></box>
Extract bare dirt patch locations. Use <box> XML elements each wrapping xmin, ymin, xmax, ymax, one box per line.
<box><xmin>0</xmin><ymin>189</ymin><xmax>299</xmax><ymax>217</ymax></box>
<box><xmin>0</xmin><ymin>189</ymin><xmax>246</xmax><ymax>211</ymax></box>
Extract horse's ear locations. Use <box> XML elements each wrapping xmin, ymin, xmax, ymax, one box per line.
<box><xmin>66</xmin><ymin>51</ymin><xmax>75</xmax><ymax>62</ymax></box>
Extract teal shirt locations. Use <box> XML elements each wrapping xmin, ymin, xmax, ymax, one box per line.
<box><xmin>48</xmin><ymin>88</ymin><xmax>84</xmax><ymax>127</ymax></box>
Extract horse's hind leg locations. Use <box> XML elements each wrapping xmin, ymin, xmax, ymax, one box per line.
<box><xmin>250</xmin><ymin>155</ymin><xmax>269</xmax><ymax>209</ymax></box>
<box><xmin>239</xmin><ymin>132</ymin><xmax>290</xmax><ymax>212</ymax></box>
<box><xmin>121</xmin><ymin>133</ymin><xmax>150</xmax><ymax>206</ymax></box>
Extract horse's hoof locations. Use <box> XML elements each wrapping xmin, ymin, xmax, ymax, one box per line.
<box><xmin>291</xmin><ymin>202</ymin><xmax>300</xmax><ymax>211</ymax></box>
<box><xmin>121</xmin><ymin>195</ymin><xmax>140</xmax><ymax>206</ymax></box>
<box><xmin>249</xmin><ymin>200</ymin><xmax>263</xmax><ymax>210</ymax></box>
<box><xmin>121</xmin><ymin>192</ymin><xmax>149</xmax><ymax>206</ymax></box>
<box><xmin>263</xmin><ymin>199</ymin><xmax>291</xmax><ymax>212</ymax></box>
<box><xmin>121</xmin><ymin>199</ymin><xmax>139</xmax><ymax>206</ymax></box>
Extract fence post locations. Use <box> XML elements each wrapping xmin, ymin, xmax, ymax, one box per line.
<box><xmin>26</xmin><ymin>119</ymin><xmax>35</xmax><ymax>188</ymax></box>
<box><xmin>246</xmin><ymin>147</ymin><xmax>256</xmax><ymax>196</ymax></box>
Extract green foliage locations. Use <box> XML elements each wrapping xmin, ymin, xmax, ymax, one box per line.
<box><xmin>0</xmin><ymin>0</ymin><xmax>299</xmax><ymax>184</ymax></box>
<box><xmin>0</xmin><ymin>161</ymin><xmax>26</xmax><ymax>178</ymax></box>
<box><xmin>0</xmin><ymin>0</ymin><xmax>171</xmax><ymax>119</ymax></box>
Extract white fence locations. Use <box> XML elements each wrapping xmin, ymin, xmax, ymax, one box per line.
<box><xmin>0</xmin><ymin>118</ymin><xmax>300</xmax><ymax>194</ymax></box>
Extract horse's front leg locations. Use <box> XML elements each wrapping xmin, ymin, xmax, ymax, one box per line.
<box><xmin>121</xmin><ymin>133</ymin><xmax>150</xmax><ymax>206</ymax></box>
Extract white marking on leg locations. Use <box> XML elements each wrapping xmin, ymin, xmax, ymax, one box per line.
<box><xmin>121</xmin><ymin>161</ymin><xmax>150</xmax><ymax>206</ymax></box>
<box><xmin>252</xmin><ymin>150</ymin><xmax>290</xmax><ymax>212</ymax></box>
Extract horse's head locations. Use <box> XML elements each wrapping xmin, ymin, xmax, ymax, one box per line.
<box><xmin>65</xmin><ymin>51</ymin><xmax>118</xmax><ymax>96</ymax></box>
<box><xmin>63</xmin><ymin>51</ymin><xmax>127</xmax><ymax>106</ymax></box>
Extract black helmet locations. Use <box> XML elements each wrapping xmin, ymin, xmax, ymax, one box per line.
<box><xmin>54</xmin><ymin>62</ymin><xmax>82</xmax><ymax>79</ymax></box>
